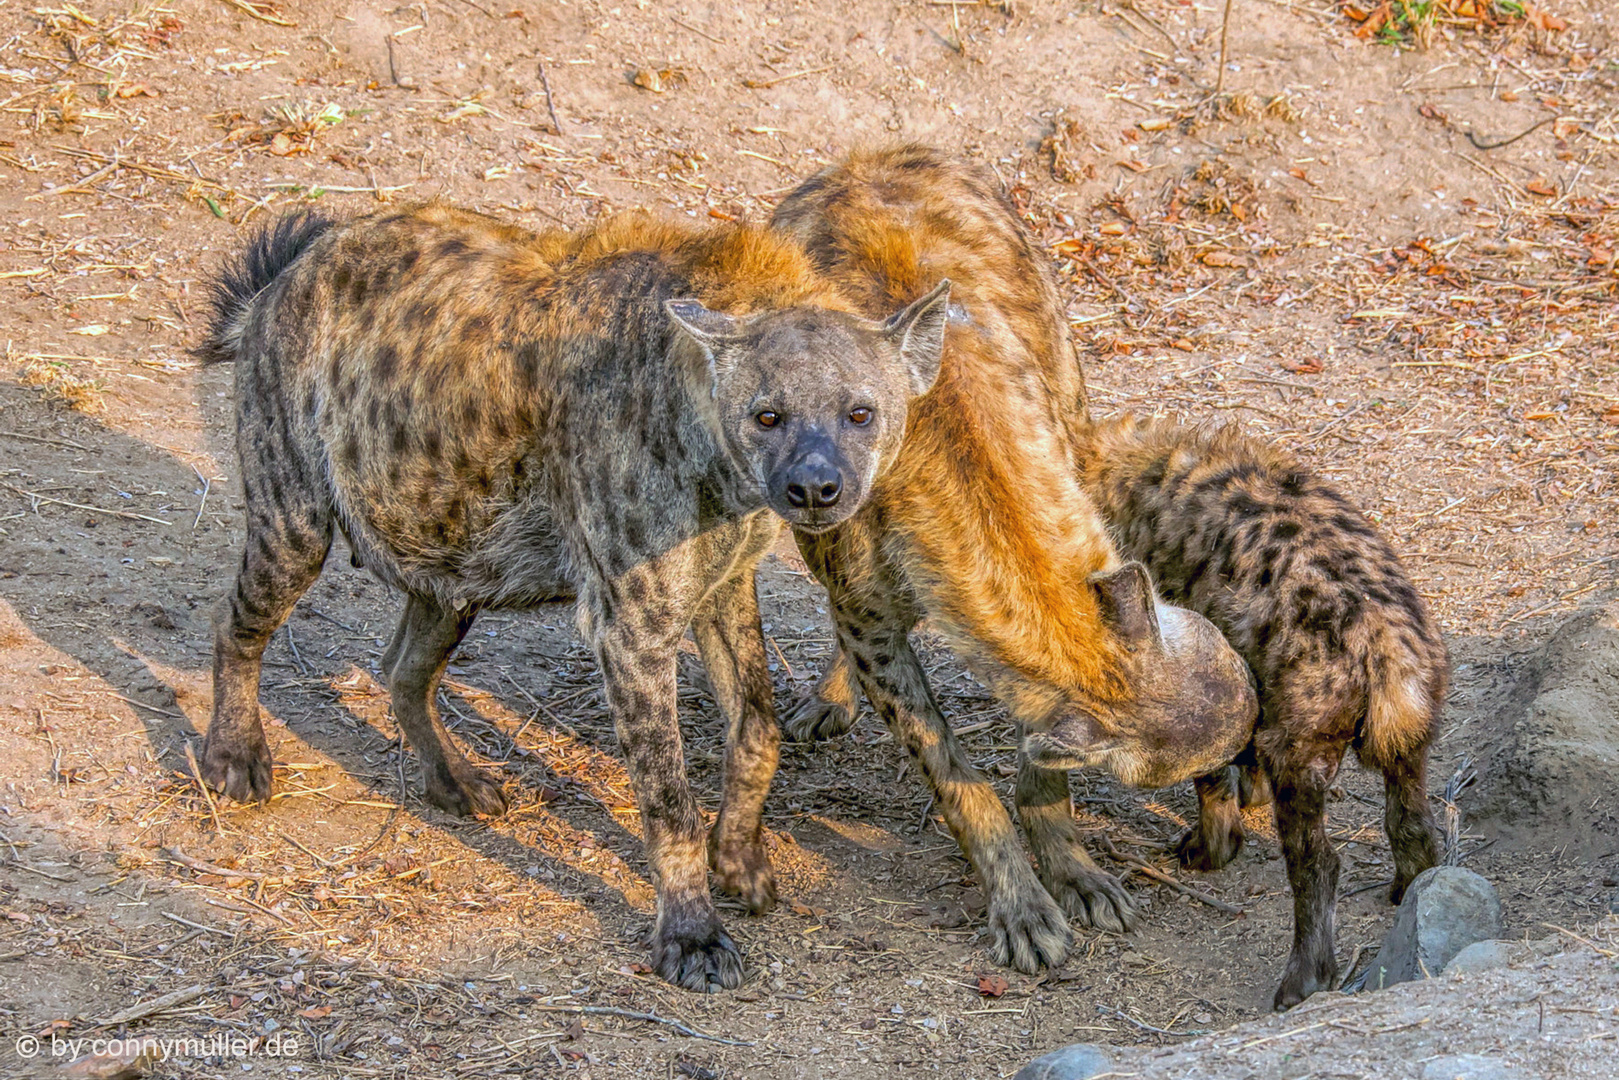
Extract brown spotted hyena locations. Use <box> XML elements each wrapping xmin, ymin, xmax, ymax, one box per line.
<box><xmin>197</xmin><ymin>204</ymin><xmax>951</xmax><ymax>990</ymax></box>
<box><xmin>1037</xmin><ymin>413</ymin><xmax>1447</xmax><ymax>1008</ymax></box>
<box><xmin>770</xmin><ymin>147</ymin><xmax>1258</xmax><ymax>973</ymax></box>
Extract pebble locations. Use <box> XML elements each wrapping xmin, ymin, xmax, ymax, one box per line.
<box><xmin>1013</xmin><ymin>1043</ymin><xmax>1114</xmax><ymax>1080</ymax></box>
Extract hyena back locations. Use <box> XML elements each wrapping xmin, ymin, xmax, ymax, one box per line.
<box><xmin>199</xmin><ymin>203</ymin><xmax>949</xmax><ymax>990</ymax></box>
<box><xmin>1069</xmin><ymin>413</ymin><xmax>1446</xmax><ymax>1008</ymax></box>
<box><xmin>770</xmin><ymin>147</ymin><xmax>1257</xmax><ymax>973</ymax></box>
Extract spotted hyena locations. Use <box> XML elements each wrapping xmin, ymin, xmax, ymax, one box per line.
<box><xmin>197</xmin><ymin>203</ymin><xmax>950</xmax><ymax>990</ymax></box>
<box><xmin>1038</xmin><ymin>413</ymin><xmax>1447</xmax><ymax>1008</ymax></box>
<box><xmin>769</xmin><ymin>147</ymin><xmax>1259</xmax><ymax>973</ymax></box>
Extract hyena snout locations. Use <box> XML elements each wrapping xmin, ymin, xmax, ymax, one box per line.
<box><xmin>781</xmin><ymin>449</ymin><xmax>843</xmax><ymax>509</ymax></box>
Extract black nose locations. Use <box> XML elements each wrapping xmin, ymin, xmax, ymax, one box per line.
<box><xmin>784</xmin><ymin>459</ymin><xmax>842</xmax><ymax>509</ymax></box>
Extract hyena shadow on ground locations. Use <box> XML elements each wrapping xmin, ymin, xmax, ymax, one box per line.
<box><xmin>0</xmin><ymin>382</ymin><xmax>739</xmax><ymax>921</ymax></box>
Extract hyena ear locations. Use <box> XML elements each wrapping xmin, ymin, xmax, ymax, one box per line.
<box><xmin>1090</xmin><ymin>562</ymin><xmax>1163</xmax><ymax>651</ymax></box>
<box><xmin>665</xmin><ymin>299</ymin><xmax>740</xmax><ymax>351</ymax></box>
<box><xmin>881</xmin><ymin>278</ymin><xmax>951</xmax><ymax>396</ymax></box>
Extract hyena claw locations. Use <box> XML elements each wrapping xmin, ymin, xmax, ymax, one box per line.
<box><xmin>1173</xmin><ymin>825</ymin><xmax>1244</xmax><ymax>873</ymax></box>
<box><xmin>708</xmin><ymin>834</ymin><xmax>777</xmax><ymax>914</ymax></box>
<box><xmin>988</xmin><ymin>884</ymin><xmax>1072</xmax><ymax>973</ymax></box>
<box><xmin>424</xmin><ymin>764</ymin><xmax>509</xmax><ymax>818</ymax></box>
<box><xmin>199</xmin><ymin>734</ymin><xmax>273</xmax><ymax>805</ymax></box>
<box><xmin>1045</xmin><ymin>864</ymin><xmax>1136</xmax><ymax>934</ymax></box>
<box><xmin>781</xmin><ymin>693</ymin><xmax>854</xmax><ymax>743</ymax></box>
<box><xmin>653</xmin><ymin>918</ymin><xmax>745</xmax><ymax>993</ymax></box>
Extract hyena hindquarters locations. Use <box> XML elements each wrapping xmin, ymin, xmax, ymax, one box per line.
<box><xmin>771</xmin><ymin>146</ymin><xmax>1259</xmax><ymax>973</ymax></box>
<box><xmin>198</xmin><ymin>204</ymin><xmax>951</xmax><ymax>991</ymax></box>
<box><xmin>1061</xmin><ymin>413</ymin><xmax>1447</xmax><ymax>1008</ymax></box>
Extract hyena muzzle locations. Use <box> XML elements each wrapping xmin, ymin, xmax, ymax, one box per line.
<box><xmin>1035</xmin><ymin>413</ymin><xmax>1447</xmax><ymax>1009</ymax></box>
<box><xmin>197</xmin><ymin>203</ymin><xmax>950</xmax><ymax>990</ymax></box>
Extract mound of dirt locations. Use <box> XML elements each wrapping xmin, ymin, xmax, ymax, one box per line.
<box><xmin>1473</xmin><ymin>602</ymin><xmax>1619</xmax><ymax>856</ymax></box>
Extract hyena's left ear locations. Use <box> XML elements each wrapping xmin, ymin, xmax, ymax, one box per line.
<box><xmin>881</xmin><ymin>278</ymin><xmax>951</xmax><ymax>396</ymax></box>
<box><xmin>666</xmin><ymin>299</ymin><xmax>741</xmax><ymax>398</ymax></box>
<box><xmin>1091</xmin><ymin>562</ymin><xmax>1163</xmax><ymax>652</ymax></box>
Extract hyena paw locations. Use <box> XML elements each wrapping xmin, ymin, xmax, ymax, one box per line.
<box><xmin>987</xmin><ymin>884</ymin><xmax>1072</xmax><ymax>974</ymax></box>
<box><xmin>709</xmin><ymin>835</ymin><xmax>777</xmax><ymax>914</ymax></box>
<box><xmin>1238</xmin><ymin>765</ymin><xmax>1273</xmax><ymax>808</ymax></box>
<box><xmin>199</xmin><ymin>732</ymin><xmax>273</xmax><ymax>805</ymax></box>
<box><xmin>1274</xmin><ymin>952</ymin><xmax>1338</xmax><ymax>1010</ymax></box>
<box><xmin>651</xmin><ymin>915</ymin><xmax>744</xmax><ymax>992</ymax></box>
<box><xmin>782</xmin><ymin>691</ymin><xmax>855</xmax><ymax>743</ymax></box>
<box><xmin>1043</xmin><ymin>863</ymin><xmax>1136</xmax><ymax>934</ymax></box>
<box><xmin>1174</xmin><ymin>823</ymin><xmax>1244</xmax><ymax>873</ymax></box>
<box><xmin>425</xmin><ymin>763</ymin><xmax>509</xmax><ymax>818</ymax></box>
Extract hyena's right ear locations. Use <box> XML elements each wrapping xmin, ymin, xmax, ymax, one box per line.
<box><xmin>881</xmin><ymin>278</ymin><xmax>951</xmax><ymax>397</ymax></box>
<box><xmin>1090</xmin><ymin>562</ymin><xmax>1163</xmax><ymax>652</ymax></box>
<box><xmin>666</xmin><ymin>299</ymin><xmax>741</xmax><ymax>399</ymax></box>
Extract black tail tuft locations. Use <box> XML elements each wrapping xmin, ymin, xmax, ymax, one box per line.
<box><xmin>196</xmin><ymin>210</ymin><xmax>336</xmax><ymax>364</ymax></box>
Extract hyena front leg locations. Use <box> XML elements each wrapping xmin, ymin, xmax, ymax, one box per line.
<box><xmin>782</xmin><ymin>643</ymin><xmax>860</xmax><ymax>742</ymax></box>
<box><xmin>589</xmin><ymin>584</ymin><xmax>741</xmax><ymax>992</ymax></box>
<box><xmin>690</xmin><ymin>570</ymin><xmax>779</xmax><ymax>914</ymax></box>
<box><xmin>1173</xmin><ymin>766</ymin><xmax>1247</xmax><ymax>872</ymax></box>
<box><xmin>382</xmin><ymin>595</ymin><xmax>508</xmax><ymax>818</ymax></box>
<box><xmin>1265</xmin><ymin>739</ymin><xmax>1347</xmax><ymax>1010</ymax></box>
<box><xmin>203</xmin><ymin>467</ymin><xmax>332</xmax><ymax>804</ymax></box>
<box><xmin>1014</xmin><ymin>758</ymin><xmax>1135</xmax><ymax>932</ymax></box>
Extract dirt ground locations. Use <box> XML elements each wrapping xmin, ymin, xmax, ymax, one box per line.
<box><xmin>0</xmin><ymin>0</ymin><xmax>1615</xmax><ymax>1076</ymax></box>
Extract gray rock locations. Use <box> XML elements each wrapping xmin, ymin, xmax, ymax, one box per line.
<box><xmin>1421</xmin><ymin>1053</ymin><xmax>1524</xmax><ymax>1080</ymax></box>
<box><xmin>1443</xmin><ymin>939</ymin><xmax>1510</xmax><ymax>974</ymax></box>
<box><xmin>1014</xmin><ymin>1043</ymin><xmax>1114</xmax><ymax>1080</ymax></box>
<box><xmin>1364</xmin><ymin>867</ymin><xmax>1502</xmax><ymax>990</ymax></box>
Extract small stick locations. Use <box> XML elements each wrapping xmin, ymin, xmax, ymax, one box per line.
<box><xmin>1099</xmin><ymin>834</ymin><xmax>1244</xmax><ymax>915</ymax></box>
<box><xmin>523</xmin><ymin>1004</ymin><xmax>754</xmax><ymax>1046</ymax></box>
<box><xmin>536</xmin><ymin>58</ymin><xmax>564</xmax><ymax>136</ymax></box>
<box><xmin>190</xmin><ymin>464</ymin><xmax>210</xmax><ymax>530</ymax></box>
<box><xmin>160</xmin><ymin>911</ymin><xmax>237</xmax><ymax>939</ymax></box>
<box><xmin>1467</xmin><ymin>115</ymin><xmax>1558</xmax><ymax>152</ymax></box>
<box><xmin>96</xmin><ymin>984</ymin><xmax>208</xmax><ymax>1028</ymax></box>
<box><xmin>162</xmin><ymin>846</ymin><xmax>266</xmax><ymax>880</ymax></box>
<box><xmin>1215</xmin><ymin>0</ymin><xmax>1234</xmax><ymax>95</ymax></box>
<box><xmin>0</xmin><ymin>481</ymin><xmax>171</xmax><ymax>525</ymax></box>
<box><xmin>670</xmin><ymin>16</ymin><xmax>725</xmax><ymax>44</ymax></box>
<box><xmin>219</xmin><ymin>0</ymin><xmax>296</xmax><ymax>27</ymax></box>
<box><xmin>184</xmin><ymin>742</ymin><xmax>227</xmax><ymax>837</ymax></box>
<box><xmin>0</xmin><ymin>430</ymin><xmax>90</xmax><ymax>451</ymax></box>
<box><xmin>1097</xmin><ymin>1004</ymin><xmax>1207</xmax><ymax>1037</ymax></box>
<box><xmin>742</xmin><ymin>66</ymin><xmax>832</xmax><ymax>90</ymax></box>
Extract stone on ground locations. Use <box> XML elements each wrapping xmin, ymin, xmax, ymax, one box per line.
<box><xmin>1014</xmin><ymin>1043</ymin><xmax>1114</xmax><ymax>1080</ymax></box>
<box><xmin>1364</xmin><ymin>866</ymin><xmax>1501</xmax><ymax>991</ymax></box>
<box><xmin>1443</xmin><ymin>939</ymin><xmax>1511</xmax><ymax>974</ymax></box>
<box><xmin>1421</xmin><ymin>1054</ymin><xmax>1525</xmax><ymax>1080</ymax></box>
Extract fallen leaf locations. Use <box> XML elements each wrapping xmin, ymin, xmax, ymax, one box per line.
<box><xmin>1200</xmin><ymin>250</ymin><xmax>1242</xmax><ymax>267</ymax></box>
<box><xmin>1171</xmin><ymin>337</ymin><xmax>1195</xmax><ymax>351</ymax></box>
<box><xmin>977</xmin><ymin>974</ymin><xmax>1010</xmax><ymax>998</ymax></box>
<box><xmin>1098</xmin><ymin>222</ymin><xmax>1127</xmax><ymax>236</ymax></box>
<box><xmin>1117</xmin><ymin>159</ymin><xmax>1150</xmax><ymax>173</ymax></box>
<box><xmin>1138</xmin><ymin>117</ymin><xmax>1173</xmax><ymax>132</ymax></box>
<box><xmin>632</xmin><ymin>68</ymin><xmax>664</xmax><ymax>93</ymax></box>
<box><xmin>268</xmin><ymin>131</ymin><xmax>295</xmax><ymax>156</ymax></box>
<box><xmin>1602</xmin><ymin>408</ymin><xmax>1619</xmax><ymax>426</ymax></box>
<box><xmin>298</xmin><ymin>1006</ymin><xmax>332</xmax><ymax>1019</ymax></box>
<box><xmin>1280</xmin><ymin>356</ymin><xmax>1323</xmax><ymax>374</ymax></box>
<box><xmin>115</xmin><ymin>83</ymin><xmax>157</xmax><ymax>98</ymax></box>
<box><xmin>1525</xmin><ymin>5</ymin><xmax>1567</xmax><ymax>31</ymax></box>
<box><xmin>1525</xmin><ymin>178</ymin><xmax>1558</xmax><ymax>197</ymax></box>
<box><xmin>68</xmin><ymin>324</ymin><xmax>110</xmax><ymax>336</ymax></box>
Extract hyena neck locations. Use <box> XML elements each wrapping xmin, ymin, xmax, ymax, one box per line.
<box><xmin>883</xmin><ymin>365</ymin><xmax>1133</xmax><ymax>707</ymax></box>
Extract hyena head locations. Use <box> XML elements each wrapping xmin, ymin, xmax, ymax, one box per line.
<box><xmin>1026</xmin><ymin>563</ymin><xmax>1259</xmax><ymax>788</ymax></box>
<box><xmin>666</xmin><ymin>279</ymin><xmax>950</xmax><ymax>532</ymax></box>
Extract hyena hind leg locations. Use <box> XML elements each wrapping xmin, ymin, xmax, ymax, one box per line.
<box><xmin>781</xmin><ymin>643</ymin><xmax>861</xmax><ymax>743</ymax></box>
<box><xmin>384</xmin><ymin>594</ymin><xmax>508</xmax><ymax>818</ymax></box>
<box><xmin>1372</xmin><ymin>747</ymin><xmax>1439</xmax><ymax>904</ymax></box>
<box><xmin>1174</xmin><ymin>767</ymin><xmax>1246</xmax><ymax>872</ymax></box>
<box><xmin>203</xmin><ymin>493</ymin><xmax>333</xmax><ymax>804</ymax></box>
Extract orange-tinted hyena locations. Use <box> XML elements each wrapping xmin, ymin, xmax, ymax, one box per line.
<box><xmin>770</xmin><ymin>147</ymin><xmax>1258</xmax><ymax>973</ymax></box>
<box><xmin>1038</xmin><ymin>413</ymin><xmax>1447</xmax><ymax>1008</ymax></box>
<box><xmin>197</xmin><ymin>203</ymin><xmax>951</xmax><ymax>990</ymax></box>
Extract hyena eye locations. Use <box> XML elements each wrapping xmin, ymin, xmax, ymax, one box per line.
<box><xmin>756</xmin><ymin>411</ymin><xmax>780</xmax><ymax>428</ymax></box>
<box><xmin>848</xmin><ymin>407</ymin><xmax>873</xmax><ymax>426</ymax></box>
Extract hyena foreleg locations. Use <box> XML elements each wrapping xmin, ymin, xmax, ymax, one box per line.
<box><xmin>1013</xmin><ymin>759</ymin><xmax>1135</xmax><ymax>932</ymax></box>
<box><xmin>1174</xmin><ymin>766</ymin><xmax>1247</xmax><ymax>872</ymax></box>
<box><xmin>782</xmin><ymin>643</ymin><xmax>860</xmax><ymax>743</ymax></box>
<box><xmin>690</xmin><ymin>570</ymin><xmax>780</xmax><ymax>914</ymax></box>
<box><xmin>202</xmin><ymin>459</ymin><xmax>333</xmax><ymax>804</ymax></box>
<box><xmin>381</xmin><ymin>595</ymin><xmax>508</xmax><ymax>818</ymax></box>
<box><xmin>589</xmin><ymin>577</ymin><xmax>742</xmax><ymax>992</ymax></box>
<box><xmin>1265</xmin><ymin>739</ymin><xmax>1347</xmax><ymax>1010</ymax></box>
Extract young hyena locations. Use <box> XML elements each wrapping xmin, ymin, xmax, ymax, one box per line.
<box><xmin>770</xmin><ymin>147</ymin><xmax>1258</xmax><ymax>974</ymax></box>
<box><xmin>197</xmin><ymin>204</ymin><xmax>950</xmax><ymax>990</ymax></box>
<box><xmin>1037</xmin><ymin>413</ymin><xmax>1447</xmax><ymax>1008</ymax></box>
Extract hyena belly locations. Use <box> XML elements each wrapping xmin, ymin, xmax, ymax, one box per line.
<box><xmin>1078</xmin><ymin>414</ymin><xmax>1446</xmax><ymax>1009</ymax></box>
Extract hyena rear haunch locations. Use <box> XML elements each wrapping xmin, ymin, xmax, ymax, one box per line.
<box><xmin>1035</xmin><ymin>413</ymin><xmax>1447</xmax><ymax>1008</ymax></box>
<box><xmin>770</xmin><ymin>147</ymin><xmax>1259</xmax><ymax>974</ymax></box>
<box><xmin>198</xmin><ymin>203</ymin><xmax>950</xmax><ymax>990</ymax></box>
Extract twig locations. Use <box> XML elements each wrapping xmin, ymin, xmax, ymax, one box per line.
<box><xmin>524</xmin><ymin>1004</ymin><xmax>754</xmax><ymax>1045</ymax></box>
<box><xmin>4</xmin><ymin>859</ymin><xmax>74</xmax><ymax>882</ymax></box>
<box><xmin>1215</xmin><ymin>0</ymin><xmax>1234</xmax><ymax>95</ymax></box>
<box><xmin>1467</xmin><ymin>115</ymin><xmax>1558</xmax><ymax>152</ymax></box>
<box><xmin>536</xmin><ymin>58</ymin><xmax>564</xmax><ymax>136</ymax></box>
<box><xmin>162</xmin><ymin>847</ymin><xmax>266</xmax><ymax>880</ymax></box>
<box><xmin>0</xmin><ymin>430</ymin><xmax>89</xmax><ymax>451</ymax></box>
<box><xmin>219</xmin><ymin>0</ymin><xmax>296</xmax><ymax>27</ymax></box>
<box><xmin>160</xmin><ymin>911</ymin><xmax>237</xmax><ymax>939</ymax></box>
<box><xmin>1098</xmin><ymin>834</ymin><xmax>1244</xmax><ymax>915</ymax></box>
<box><xmin>1098</xmin><ymin>1004</ymin><xmax>1208</xmax><ymax>1037</ymax></box>
<box><xmin>190</xmin><ymin>464</ymin><xmax>210</xmax><ymax>530</ymax></box>
<box><xmin>742</xmin><ymin>66</ymin><xmax>832</xmax><ymax>90</ymax></box>
<box><xmin>1441</xmin><ymin>755</ymin><xmax>1475</xmax><ymax>866</ymax></box>
<box><xmin>96</xmin><ymin>984</ymin><xmax>208</xmax><ymax>1028</ymax></box>
<box><xmin>670</xmin><ymin>16</ymin><xmax>726</xmax><ymax>44</ymax></box>
<box><xmin>0</xmin><ymin>481</ymin><xmax>172</xmax><ymax>525</ymax></box>
<box><xmin>184</xmin><ymin>742</ymin><xmax>226</xmax><ymax>837</ymax></box>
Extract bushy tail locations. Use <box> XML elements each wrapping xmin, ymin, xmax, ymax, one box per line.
<box><xmin>1360</xmin><ymin>646</ymin><xmax>1444</xmax><ymax>767</ymax></box>
<box><xmin>196</xmin><ymin>211</ymin><xmax>335</xmax><ymax>364</ymax></box>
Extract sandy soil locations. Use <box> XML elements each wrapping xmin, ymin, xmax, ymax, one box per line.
<box><xmin>0</xmin><ymin>0</ymin><xmax>1615</xmax><ymax>1076</ymax></box>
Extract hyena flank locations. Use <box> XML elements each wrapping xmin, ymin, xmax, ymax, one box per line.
<box><xmin>770</xmin><ymin>147</ymin><xmax>1258</xmax><ymax>973</ymax></box>
<box><xmin>1036</xmin><ymin>413</ymin><xmax>1447</xmax><ymax>1008</ymax></box>
<box><xmin>198</xmin><ymin>203</ymin><xmax>952</xmax><ymax>990</ymax></box>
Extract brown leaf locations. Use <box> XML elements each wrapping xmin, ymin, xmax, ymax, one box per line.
<box><xmin>977</xmin><ymin>974</ymin><xmax>1010</xmax><ymax>998</ymax></box>
<box><xmin>268</xmin><ymin>131</ymin><xmax>295</xmax><ymax>156</ymax></box>
<box><xmin>115</xmin><ymin>83</ymin><xmax>157</xmax><ymax>98</ymax></box>
<box><xmin>1280</xmin><ymin>357</ymin><xmax>1324</xmax><ymax>374</ymax></box>
<box><xmin>1525</xmin><ymin>5</ymin><xmax>1567</xmax><ymax>31</ymax></box>
<box><xmin>563</xmin><ymin>1018</ymin><xmax>586</xmax><ymax>1042</ymax></box>
<box><xmin>1117</xmin><ymin>159</ymin><xmax>1150</xmax><ymax>173</ymax></box>
<box><xmin>298</xmin><ymin>1005</ymin><xmax>332</xmax><ymax>1019</ymax></box>
<box><xmin>1171</xmin><ymin>338</ymin><xmax>1196</xmax><ymax>351</ymax></box>
<box><xmin>1200</xmin><ymin>250</ymin><xmax>1242</xmax><ymax>267</ymax></box>
<box><xmin>632</xmin><ymin>68</ymin><xmax>664</xmax><ymax>93</ymax></box>
<box><xmin>1098</xmin><ymin>222</ymin><xmax>1127</xmax><ymax>236</ymax></box>
<box><xmin>1602</xmin><ymin>408</ymin><xmax>1619</xmax><ymax>426</ymax></box>
<box><xmin>1525</xmin><ymin>178</ymin><xmax>1558</xmax><ymax>197</ymax></box>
